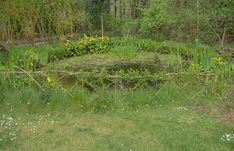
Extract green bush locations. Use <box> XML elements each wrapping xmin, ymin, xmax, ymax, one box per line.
<box><xmin>64</xmin><ymin>35</ymin><xmax>113</xmax><ymax>57</ymax></box>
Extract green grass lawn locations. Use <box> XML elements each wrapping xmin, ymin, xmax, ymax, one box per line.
<box><xmin>1</xmin><ymin>82</ymin><xmax>234</xmax><ymax>150</ymax></box>
<box><xmin>1</xmin><ymin>103</ymin><xmax>234</xmax><ymax>151</ymax></box>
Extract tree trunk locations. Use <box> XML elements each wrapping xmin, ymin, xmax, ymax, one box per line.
<box><xmin>101</xmin><ymin>15</ymin><xmax>104</xmax><ymax>37</ymax></box>
<box><xmin>221</xmin><ymin>27</ymin><xmax>227</xmax><ymax>46</ymax></box>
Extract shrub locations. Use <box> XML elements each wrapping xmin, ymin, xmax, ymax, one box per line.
<box><xmin>140</xmin><ymin>0</ymin><xmax>170</xmax><ymax>35</ymax></box>
<box><xmin>64</xmin><ymin>35</ymin><xmax>113</xmax><ymax>57</ymax></box>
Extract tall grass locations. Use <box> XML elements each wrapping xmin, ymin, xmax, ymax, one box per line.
<box><xmin>0</xmin><ymin>73</ymin><xmax>231</xmax><ymax>114</ymax></box>
<box><xmin>0</xmin><ymin>0</ymin><xmax>89</xmax><ymax>42</ymax></box>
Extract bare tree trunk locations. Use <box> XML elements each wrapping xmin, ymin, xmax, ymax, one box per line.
<box><xmin>196</xmin><ymin>0</ymin><xmax>200</xmax><ymax>43</ymax></box>
<box><xmin>101</xmin><ymin>15</ymin><xmax>104</xmax><ymax>37</ymax></box>
<box><xmin>116</xmin><ymin>0</ymin><xmax>121</xmax><ymax>17</ymax></box>
<box><xmin>125</xmin><ymin>0</ymin><xmax>132</xmax><ymax>18</ymax></box>
<box><xmin>221</xmin><ymin>27</ymin><xmax>227</xmax><ymax>46</ymax></box>
<box><xmin>110</xmin><ymin>0</ymin><xmax>116</xmax><ymax>16</ymax></box>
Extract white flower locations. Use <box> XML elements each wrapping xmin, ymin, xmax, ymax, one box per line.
<box><xmin>221</xmin><ymin>133</ymin><xmax>234</xmax><ymax>141</ymax></box>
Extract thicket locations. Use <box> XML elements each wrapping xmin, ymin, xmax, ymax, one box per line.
<box><xmin>0</xmin><ymin>0</ymin><xmax>233</xmax><ymax>45</ymax></box>
<box><xmin>0</xmin><ymin>0</ymin><xmax>89</xmax><ymax>42</ymax></box>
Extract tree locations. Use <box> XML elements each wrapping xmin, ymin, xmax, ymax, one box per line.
<box><xmin>202</xmin><ymin>0</ymin><xmax>234</xmax><ymax>45</ymax></box>
<box><xmin>140</xmin><ymin>0</ymin><xmax>170</xmax><ymax>37</ymax></box>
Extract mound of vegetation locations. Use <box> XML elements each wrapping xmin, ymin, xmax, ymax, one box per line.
<box><xmin>51</xmin><ymin>53</ymin><xmax>162</xmax><ymax>72</ymax></box>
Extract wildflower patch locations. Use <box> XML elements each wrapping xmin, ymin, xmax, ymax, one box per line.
<box><xmin>64</xmin><ymin>35</ymin><xmax>113</xmax><ymax>57</ymax></box>
<box><xmin>212</xmin><ymin>57</ymin><xmax>226</xmax><ymax>66</ymax></box>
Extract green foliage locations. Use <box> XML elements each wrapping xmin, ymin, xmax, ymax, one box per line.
<box><xmin>85</xmin><ymin>0</ymin><xmax>109</xmax><ymax>27</ymax></box>
<box><xmin>155</xmin><ymin>42</ymin><xmax>193</xmax><ymax>59</ymax></box>
<box><xmin>198</xmin><ymin>0</ymin><xmax>234</xmax><ymax>44</ymax></box>
<box><xmin>64</xmin><ymin>35</ymin><xmax>113</xmax><ymax>57</ymax></box>
<box><xmin>136</xmin><ymin>40</ymin><xmax>155</xmax><ymax>52</ymax></box>
<box><xmin>14</xmin><ymin>51</ymin><xmax>39</xmax><ymax>70</ymax></box>
<box><xmin>0</xmin><ymin>0</ymin><xmax>233</xmax><ymax>44</ymax></box>
<box><xmin>136</xmin><ymin>40</ymin><xmax>194</xmax><ymax>59</ymax></box>
<box><xmin>140</xmin><ymin>0</ymin><xmax>171</xmax><ymax>36</ymax></box>
<box><xmin>119</xmin><ymin>18</ymin><xmax>140</xmax><ymax>37</ymax></box>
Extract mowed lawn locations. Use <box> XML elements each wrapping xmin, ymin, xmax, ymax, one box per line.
<box><xmin>1</xmin><ymin>103</ymin><xmax>234</xmax><ymax>151</ymax></box>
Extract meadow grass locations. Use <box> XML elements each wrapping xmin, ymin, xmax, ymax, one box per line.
<box><xmin>1</xmin><ymin>96</ymin><xmax>234</xmax><ymax>150</ymax></box>
<box><xmin>0</xmin><ymin>37</ymin><xmax>234</xmax><ymax>150</ymax></box>
<box><xmin>1</xmin><ymin>77</ymin><xmax>233</xmax><ymax>150</ymax></box>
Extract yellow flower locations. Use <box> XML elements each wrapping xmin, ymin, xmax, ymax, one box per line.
<box><xmin>218</xmin><ymin>61</ymin><xmax>225</xmax><ymax>65</ymax></box>
<box><xmin>64</xmin><ymin>40</ymin><xmax>70</xmax><ymax>46</ymax></box>
<box><xmin>212</xmin><ymin>57</ymin><xmax>221</xmax><ymax>61</ymax></box>
<box><xmin>47</xmin><ymin>77</ymin><xmax>52</xmax><ymax>84</ymax></box>
<box><xmin>212</xmin><ymin>57</ymin><xmax>226</xmax><ymax>65</ymax></box>
<box><xmin>191</xmin><ymin>63</ymin><xmax>199</xmax><ymax>68</ymax></box>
